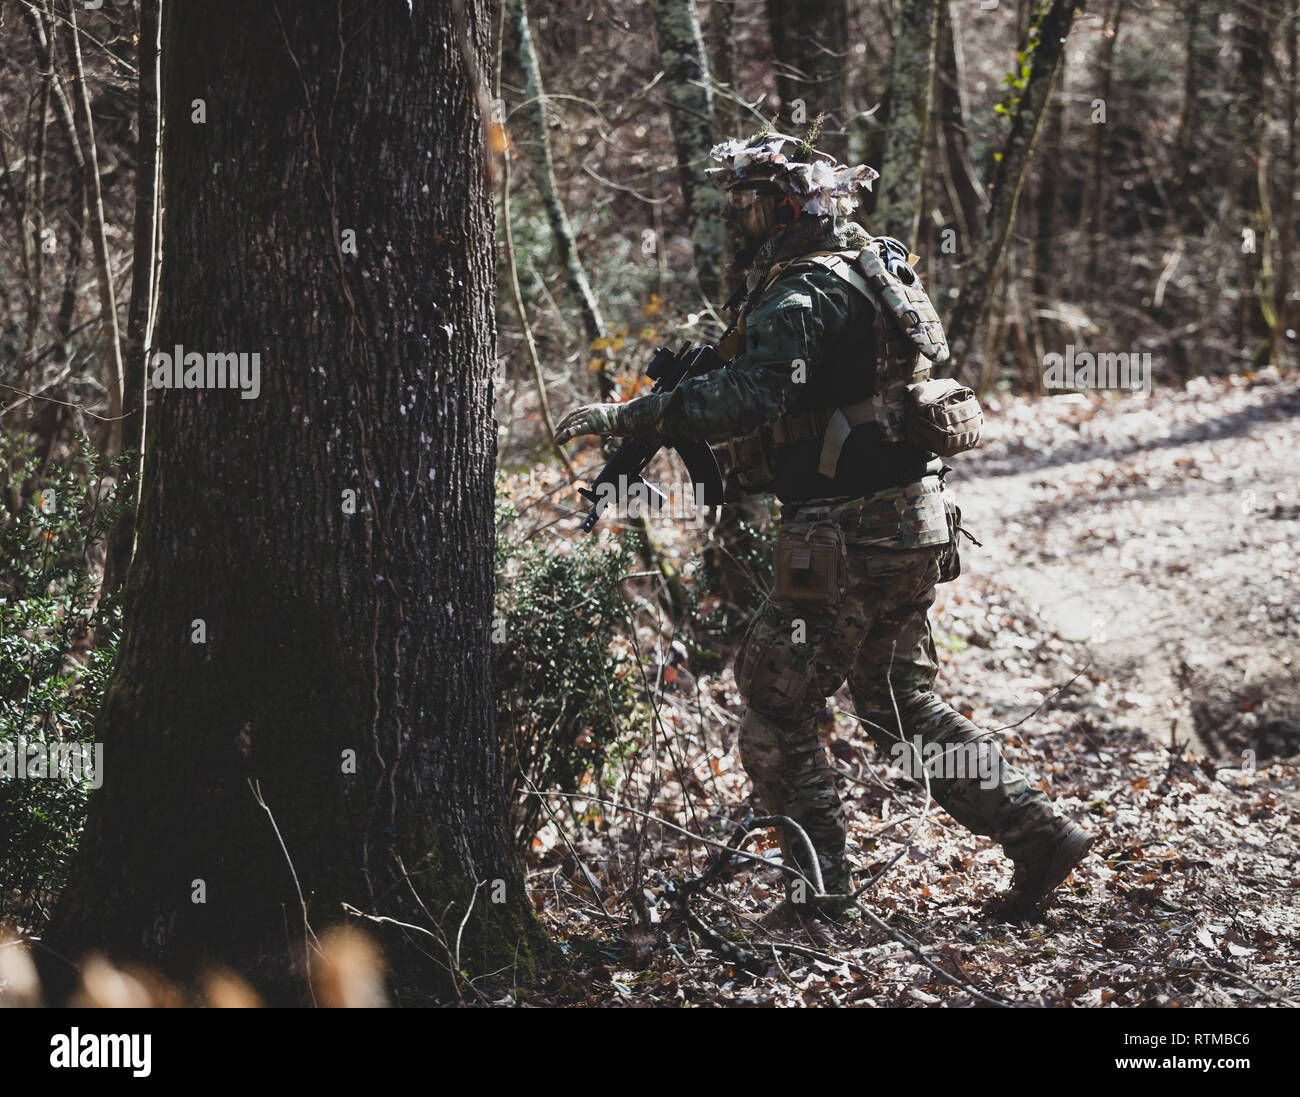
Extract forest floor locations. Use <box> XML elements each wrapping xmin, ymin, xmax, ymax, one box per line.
<box><xmin>519</xmin><ymin>366</ymin><xmax>1300</xmax><ymax>1008</ymax></box>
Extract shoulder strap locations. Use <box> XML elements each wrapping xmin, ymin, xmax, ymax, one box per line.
<box><xmin>755</xmin><ymin>249</ymin><xmax>860</xmax><ymax>298</ymax></box>
<box><xmin>785</xmin><ymin>242</ymin><xmax>952</xmax><ymax>366</ymax></box>
<box><xmin>851</xmin><ymin>242</ymin><xmax>950</xmax><ymax>364</ymax></box>
<box><xmin>798</xmin><ymin>252</ymin><xmax>875</xmax><ymax>301</ymax></box>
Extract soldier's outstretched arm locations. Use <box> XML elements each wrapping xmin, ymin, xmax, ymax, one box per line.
<box><xmin>617</xmin><ymin>278</ymin><xmax>839</xmax><ymax>445</ymax></box>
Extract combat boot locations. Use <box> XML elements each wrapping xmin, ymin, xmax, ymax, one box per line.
<box><xmin>989</xmin><ymin>821</ymin><xmax>1095</xmax><ymax>917</ymax></box>
<box><xmin>757</xmin><ymin>855</ymin><xmax>853</xmax><ymax>942</ymax></box>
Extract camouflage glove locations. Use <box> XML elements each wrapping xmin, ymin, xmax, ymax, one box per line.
<box><xmin>554</xmin><ymin>403</ymin><xmax>627</xmax><ymax>445</ymax></box>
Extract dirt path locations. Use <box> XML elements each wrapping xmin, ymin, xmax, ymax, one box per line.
<box><xmin>954</xmin><ymin>368</ymin><xmax>1300</xmax><ymax>766</ymax></box>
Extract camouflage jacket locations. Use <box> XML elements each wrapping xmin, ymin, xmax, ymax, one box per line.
<box><xmin>618</xmin><ymin>221</ymin><xmax>945</xmax><ymax>513</ymax></box>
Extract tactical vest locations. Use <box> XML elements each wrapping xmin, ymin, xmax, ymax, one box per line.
<box><xmin>717</xmin><ymin>235</ymin><xmax>952</xmax><ymax>496</ymax></box>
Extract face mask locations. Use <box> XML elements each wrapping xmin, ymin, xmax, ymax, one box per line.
<box><xmin>723</xmin><ymin>190</ymin><xmax>776</xmax><ymax>269</ymax></box>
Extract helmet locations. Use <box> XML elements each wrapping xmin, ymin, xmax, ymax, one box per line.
<box><xmin>707</xmin><ymin>130</ymin><xmax>879</xmax><ymax>218</ymax></box>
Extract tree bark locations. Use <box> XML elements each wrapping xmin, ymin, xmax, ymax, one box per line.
<box><xmin>706</xmin><ymin>0</ymin><xmax>740</xmax><ymax>276</ymax></box>
<box><xmin>707</xmin><ymin>0</ymin><xmax>741</xmax><ymax>139</ymax></box>
<box><xmin>45</xmin><ymin>0</ymin><xmax>546</xmax><ymax>1004</ymax></box>
<box><xmin>942</xmin><ymin>0</ymin><xmax>1085</xmax><ymax>378</ymax></box>
<box><xmin>1175</xmin><ymin>0</ymin><xmax>1224</xmax><ymax>234</ymax></box>
<box><xmin>20</xmin><ymin>68</ymin><xmax>52</xmax><ymax>368</ymax></box>
<box><xmin>1082</xmin><ymin>0</ymin><xmax>1126</xmax><ymax>299</ymax></box>
<box><xmin>872</xmin><ymin>0</ymin><xmax>941</xmax><ymax>247</ymax></box>
<box><xmin>652</xmin><ymin>0</ymin><xmax>724</xmax><ymax>302</ymax></box>
<box><xmin>764</xmin><ymin>0</ymin><xmax>849</xmax><ymax>158</ymax></box>
<box><xmin>936</xmin><ymin>1</ymin><xmax>987</xmax><ymax>255</ymax></box>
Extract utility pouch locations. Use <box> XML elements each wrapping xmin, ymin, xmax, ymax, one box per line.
<box><xmin>936</xmin><ymin>495</ymin><xmax>981</xmax><ymax>584</ymax></box>
<box><xmin>905</xmin><ymin>378</ymin><xmax>984</xmax><ymax>457</ymax></box>
<box><xmin>721</xmin><ymin>430</ymin><xmax>777</xmax><ymax>493</ymax></box>
<box><xmin>773</xmin><ymin>521</ymin><xmax>847</xmax><ymax>607</ymax></box>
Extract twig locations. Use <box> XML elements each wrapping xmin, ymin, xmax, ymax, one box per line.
<box><xmin>527</xmin><ymin>789</ymin><xmax>819</xmax><ymax>893</ymax></box>
<box><xmin>454</xmin><ymin>880</ymin><xmax>484</xmax><ymax>975</ymax></box>
<box><xmin>248</xmin><ymin>778</ymin><xmax>321</xmax><ymax>1006</ymax></box>
<box><xmin>340</xmin><ymin>902</ymin><xmax>489</xmax><ymax>1004</ymax></box>
<box><xmin>0</xmin><ymin>381</ymin><xmax>126</xmax><ymax>421</ymax></box>
<box><xmin>1170</xmin><ymin>964</ymin><xmax>1299</xmax><ymax>1006</ymax></box>
<box><xmin>666</xmin><ymin>811</ymin><xmax>1014</xmax><ymax>1007</ymax></box>
<box><xmin>517</xmin><ymin>769</ymin><xmax>612</xmax><ymax>917</ymax></box>
<box><xmin>988</xmin><ymin>663</ymin><xmax>1092</xmax><ymax>733</ymax></box>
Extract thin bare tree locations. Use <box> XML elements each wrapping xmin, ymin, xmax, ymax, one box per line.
<box><xmin>942</xmin><ymin>0</ymin><xmax>1086</xmax><ymax>378</ymax></box>
<box><xmin>652</xmin><ymin>0</ymin><xmax>724</xmax><ymax>302</ymax></box>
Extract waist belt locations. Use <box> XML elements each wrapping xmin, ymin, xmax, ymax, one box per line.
<box><xmin>781</xmin><ymin>475</ymin><xmax>945</xmax><ymax>528</ymax></box>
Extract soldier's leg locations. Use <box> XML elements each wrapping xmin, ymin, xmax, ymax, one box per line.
<box><xmin>847</xmin><ymin>547</ymin><xmax>1082</xmax><ymax>874</ymax></box>
<box><xmin>734</xmin><ymin>589</ymin><xmax>862</xmax><ymax>898</ymax></box>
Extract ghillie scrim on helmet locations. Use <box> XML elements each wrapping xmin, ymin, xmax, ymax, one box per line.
<box><xmin>707</xmin><ymin>131</ymin><xmax>880</xmax><ymax>218</ymax></box>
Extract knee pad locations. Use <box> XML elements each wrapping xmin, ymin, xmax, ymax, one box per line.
<box><xmin>734</xmin><ymin>634</ymin><xmax>821</xmax><ymax>724</ymax></box>
<box><xmin>852</xmin><ymin>686</ymin><xmax>929</xmax><ymax>741</ymax></box>
<box><xmin>737</xmin><ymin>707</ymin><xmax>787</xmax><ymax>795</ymax></box>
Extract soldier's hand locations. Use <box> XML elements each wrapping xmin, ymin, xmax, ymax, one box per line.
<box><xmin>554</xmin><ymin>403</ymin><xmax>624</xmax><ymax>445</ymax></box>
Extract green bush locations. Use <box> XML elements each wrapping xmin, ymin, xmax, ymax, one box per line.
<box><xmin>495</xmin><ymin>487</ymin><xmax>642</xmax><ymax>854</ymax></box>
<box><xmin>0</xmin><ymin>433</ymin><xmax>128</xmax><ymax>927</ymax></box>
<box><xmin>684</xmin><ymin>512</ymin><xmax>778</xmax><ymax>637</ymax></box>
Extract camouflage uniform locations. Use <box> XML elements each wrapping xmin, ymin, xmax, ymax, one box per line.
<box><xmin>616</xmin><ymin>214</ymin><xmax>1078</xmax><ymax>907</ymax></box>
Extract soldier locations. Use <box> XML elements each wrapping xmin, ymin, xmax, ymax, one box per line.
<box><xmin>555</xmin><ymin>130</ymin><xmax>1093</xmax><ymax>927</ymax></box>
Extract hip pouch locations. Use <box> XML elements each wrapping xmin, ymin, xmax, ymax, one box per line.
<box><xmin>936</xmin><ymin>496</ymin><xmax>981</xmax><ymax>583</ymax></box>
<box><xmin>905</xmin><ymin>378</ymin><xmax>984</xmax><ymax>457</ymax></box>
<box><xmin>773</xmin><ymin>520</ymin><xmax>847</xmax><ymax>607</ymax></box>
<box><xmin>720</xmin><ymin>430</ymin><xmax>777</xmax><ymax>493</ymax></box>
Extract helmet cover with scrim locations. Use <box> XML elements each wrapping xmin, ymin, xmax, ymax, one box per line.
<box><xmin>707</xmin><ymin>130</ymin><xmax>879</xmax><ymax>218</ymax></box>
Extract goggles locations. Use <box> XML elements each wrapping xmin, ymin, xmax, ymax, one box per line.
<box><xmin>725</xmin><ymin>188</ymin><xmax>777</xmax><ymax>210</ymax></box>
<box><xmin>722</xmin><ymin>189</ymin><xmax>778</xmax><ymax>225</ymax></box>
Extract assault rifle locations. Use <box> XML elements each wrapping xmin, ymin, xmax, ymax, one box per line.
<box><xmin>578</xmin><ymin>343</ymin><xmax>726</xmax><ymax>532</ymax></box>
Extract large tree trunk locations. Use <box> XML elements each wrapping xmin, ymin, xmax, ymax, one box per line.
<box><xmin>942</xmin><ymin>0</ymin><xmax>1084</xmax><ymax>378</ymax></box>
<box><xmin>764</xmin><ymin>0</ymin><xmax>849</xmax><ymax>158</ymax></box>
<box><xmin>872</xmin><ymin>0</ymin><xmax>941</xmax><ymax>247</ymax></box>
<box><xmin>652</xmin><ymin>0</ymin><xmax>724</xmax><ymax>302</ymax></box>
<box><xmin>44</xmin><ymin>0</ymin><xmax>546</xmax><ymax>1004</ymax></box>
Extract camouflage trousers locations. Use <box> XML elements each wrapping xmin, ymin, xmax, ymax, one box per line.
<box><xmin>734</xmin><ymin>512</ymin><xmax>1068</xmax><ymax>901</ymax></box>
